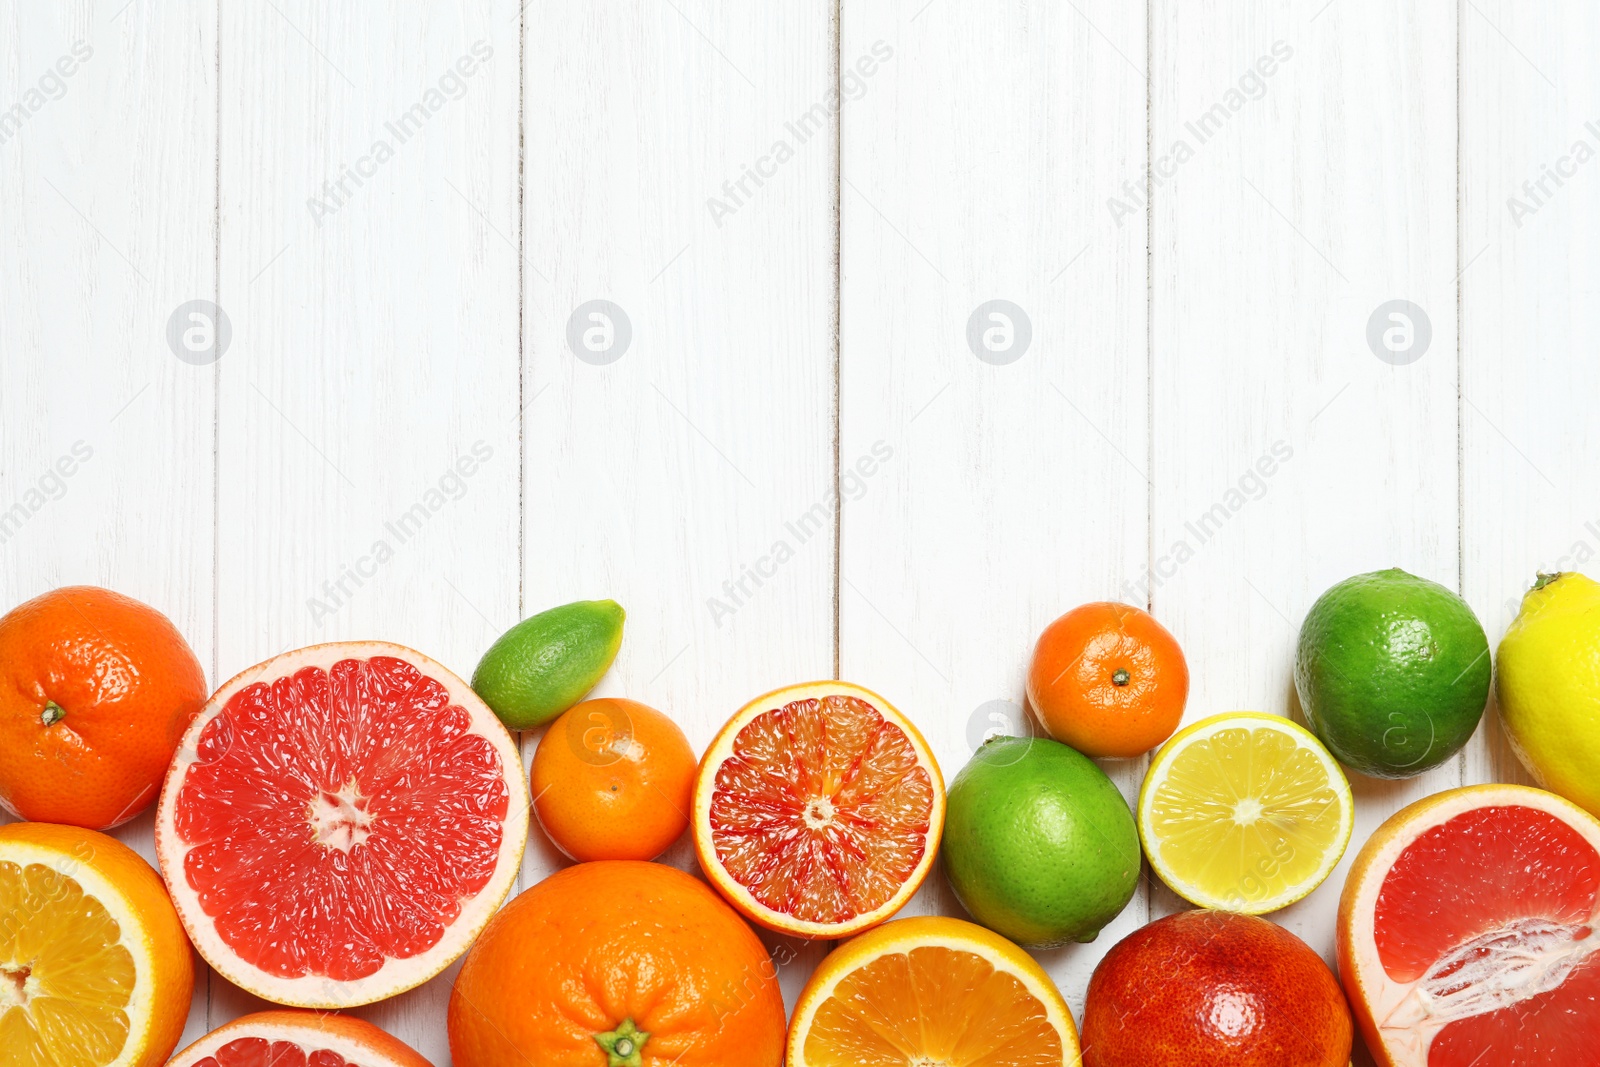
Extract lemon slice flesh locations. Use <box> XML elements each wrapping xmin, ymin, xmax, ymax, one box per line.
<box><xmin>1138</xmin><ymin>711</ymin><xmax>1354</xmax><ymax>914</ymax></box>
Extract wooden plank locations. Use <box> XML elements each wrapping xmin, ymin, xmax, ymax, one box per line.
<box><xmin>0</xmin><ymin>0</ymin><xmax>218</xmax><ymax>1049</ymax></box>
<box><xmin>522</xmin><ymin>0</ymin><xmax>837</xmax><ymax>1011</ymax></box>
<box><xmin>1150</xmin><ymin>3</ymin><xmax>1459</xmax><ymax>1046</ymax></box>
<box><xmin>1461</xmin><ymin>1</ymin><xmax>1600</xmax><ymax>790</ymax></box>
<box><xmin>213</xmin><ymin>3</ymin><xmax>520</xmax><ymax>1058</ymax></box>
<box><xmin>839</xmin><ymin>0</ymin><xmax>1149</xmax><ymax>1018</ymax></box>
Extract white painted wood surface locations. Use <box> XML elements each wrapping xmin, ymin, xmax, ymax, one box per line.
<box><xmin>3</xmin><ymin>1</ymin><xmax>1598</xmax><ymax>1063</ymax></box>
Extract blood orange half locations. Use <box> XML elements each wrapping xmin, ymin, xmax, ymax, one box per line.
<box><xmin>1338</xmin><ymin>783</ymin><xmax>1600</xmax><ymax>1066</ymax></box>
<box><xmin>691</xmin><ymin>681</ymin><xmax>943</xmax><ymax>939</ymax></box>
<box><xmin>155</xmin><ymin>642</ymin><xmax>528</xmax><ymax>1008</ymax></box>
<box><xmin>169</xmin><ymin>1010</ymin><xmax>433</xmax><ymax>1067</ymax></box>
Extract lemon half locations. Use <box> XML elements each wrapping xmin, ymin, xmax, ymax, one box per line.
<box><xmin>1138</xmin><ymin>712</ymin><xmax>1353</xmax><ymax>914</ymax></box>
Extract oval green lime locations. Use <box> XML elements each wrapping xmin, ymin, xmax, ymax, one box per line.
<box><xmin>471</xmin><ymin>599</ymin><xmax>625</xmax><ymax>730</ymax></box>
<box><xmin>1293</xmin><ymin>568</ymin><xmax>1489</xmax><ymax>779</ymax></box>
<box><xmin>941</xmin><ymin>735</ymin><xmax>1140</xmax><ymax>949</ymax></box>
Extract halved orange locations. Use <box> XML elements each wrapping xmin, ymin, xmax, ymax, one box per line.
<box><xmin>1338</xmin><ymin>783</ymin><xmax>1600</xmax><ymax>1066</ymax></box>
<box><xmin>0</xmin><ymin>821</ymin><xmax>193</xmax><ymax>1067</ymax></box>
<box><xmin>788</xmin><ymin>915</ymin><xmax>1081</xmax><ymax>1066</ymax></box>
<box><xmin>691</xmin><ymin>681</ymin><xmax>943</xmax><ymax>939</ymax></box>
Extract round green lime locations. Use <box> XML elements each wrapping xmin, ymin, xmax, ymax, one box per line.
<box><xmin>941</xmin><ymin>735</ymin><xmax>1140</xmax><ymax>948</ymax></box>
<box><xmin>1294</xmin><ymin>568</ymin><xmax>1489</xmax><ymax>779</ymax></box>
<box><xmin>471</xmin><ymin>599</ymin><xmax>624</xmax><ymax>730</ymax></box>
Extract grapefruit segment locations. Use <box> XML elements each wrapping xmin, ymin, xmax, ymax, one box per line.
<box><xmin>156</xmin><ymin>643</ymin><xmax>528</xmax><ymax>1008</ymax></box>
<box><xmin>1338</xmin><ymin>784</ymin><xmax>1600</xmax><ymax>1067</ymax></box>
<box><xmin>171</xmin><ymin>1010</ymin><xmax>433</xmax><ymax>1067</ymax></box>
<box><xmin>693</xmin><ymin>682</ymin><xmax>943</xmax><ymax>939</ymax></box>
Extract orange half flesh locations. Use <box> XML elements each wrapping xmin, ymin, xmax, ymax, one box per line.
<box><xmin>789</xmin><ymin>916</ymin><xmax>1081</xmax><ymax>1067</ymax></box>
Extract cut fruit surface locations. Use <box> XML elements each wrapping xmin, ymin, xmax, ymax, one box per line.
<box><xmin>692</xmin><ymin>681</ymin><xmax>943</xmax><ymax>939</ymax></box>
<box><xmin>170</xmin><ymin>1010</ymin><xmax>433</xmax><ymax>1067</ymax></box>
<box><xmin>1338</xmin><ymin>784</ymin><xmax>1600</xmax><ymax>1067</ymax></box>
<box><xmin>787</xmin><ymin>915</ymin><xmax>1081</xmax><ymax>1067</ymax></box>
<box><xmin>155</xmin><ymin>642</ymin><xmax>528</xmax><ymax>1008</ymax></box>
<box><xmin>0</xmin><ymin>821</ymin><xmax>193</xmax><ymax>1067</ymax></box>
<box><xmin>1138</xmin><ymin>711</ymin><xmax>1353</xmax><ymax>914</ymax></box>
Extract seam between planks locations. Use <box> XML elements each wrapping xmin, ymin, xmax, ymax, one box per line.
<box><xmin>831</xmin><ymin>0</ymin><xmax>843</xmax><ymax>681</ymax></box>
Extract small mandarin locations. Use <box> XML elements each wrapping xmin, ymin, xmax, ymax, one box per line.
<box><xmin>1025</xmin><ymin>601</ymin><xmax>1188</xmax><ymax>758</ymax></box>
<box><xmin>531</xmin><ymin>697</ymin><xmax>696</xmax><ymax>861</ymax></box>
<box><xmin>0</xmin><ymin>585</ymin><xmax>207</xmax><ymax>829</ymax></box>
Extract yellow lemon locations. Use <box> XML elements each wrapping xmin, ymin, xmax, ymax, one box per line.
<box><xmin>1497</xmin><ymin>571</ymin><xmax>1600</xmax><ymax>816</ymax></box>
<box><xmin>1138</xmin><ymin>711</ymin><xmax>1354</xmax><ymax>914</ymax></box>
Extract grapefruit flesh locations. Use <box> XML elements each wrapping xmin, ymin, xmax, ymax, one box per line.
<box><xmin>1339</xmin><ymin>785</ymin><xmax>1600</xmax><ymax>1066</ymax></box>
<box><xmin>171</xmin><ymin>1011</ymin><xmax>432</xmax><ymax>1067</ymax></box>
<box><xmin>693</xmin><ymin>681</ymin><xmax>943</xmax><ymax>938</ymax></box>
<box><xmin>157</xmin><ymin>643</ymin><xmax>527</xmax><ymax>1007</ymax></box>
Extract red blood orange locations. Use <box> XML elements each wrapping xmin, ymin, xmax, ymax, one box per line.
<box><xmin>1338</xmin><ymin>783</ymin><xmax>1600</xmax><ymax>1066</ymax></box>
<box><xmin>154</xmin><ymin>642</ymin><xmax>528</xmax><ymax>1008</ymax></box>
<box><xmin>691</xmin><ymin>681</ymin><xmax>943</xmax><ymax>939</ymax></box>
<box><xmin>1082</xmin><ymin>909</ymin><xmax>1352</xmax><ymax>1066</ymax></box>
<box><xmin>169</xmin><ymin>1010</ymin><xmax>433</xmax><ymax>1067</ymax></box>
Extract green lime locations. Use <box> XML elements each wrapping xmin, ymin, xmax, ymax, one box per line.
<box><xmin>941</xmin><ymin>735</ymin><xmax>1140</xmax><ymax>948</ymax></box>
<box><xmin>1294</xmin><ymin>568</ymin><xmax>1489</xmax><ymax>779</ymax></box>
<box><xmin>472</xmin><ymin>599</ymin><xmax>625</xmax><ymax>729</ymax></box>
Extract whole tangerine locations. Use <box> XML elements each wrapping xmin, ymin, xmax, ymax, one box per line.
<box><xmin>448</xmin><ymin>860</ymin><xmax>786</xmax><ymax>1067</ymax></box>
<box><xmin>1026</xmin><ymin>601</ymin><xmax>1188</xmax><ymax>758</ymax></box>
<box><xmin>0</xmin><ymin>586</ymin><xmax>207</xmax><ymax>828</ymax></box>
<box><xmin>531</xmin><ymin>697</ymin><xmax>696</xmax><ymax>861</ymax></box>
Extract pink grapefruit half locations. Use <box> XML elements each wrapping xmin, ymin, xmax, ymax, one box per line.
<box><xmin>168</xmin><ymin>1010</ymin><xmax>434</xmax><ymax>1067</ymax></box>
<box><xmin>155</xmin><ymin>642</ymin><xmax>528</xmax><ymax>1008</ymax></box>
<box><xmin>1338</xmin><ymin>783</ymin><xmax>1600</xmax><ymax>1066</ymax></box>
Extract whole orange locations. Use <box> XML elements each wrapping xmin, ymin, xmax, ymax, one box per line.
<box><xmin>1026</xmin><ymin>601</ymin><xmax>1188</xmax><ymax>758</ymax></box>
<box><xmin>531</xmin><ymin>698</ymin><xmax>696</xmax><ymax>861</ymax></box>
<box><xmin>448</xmin><ymin>860</ymin><xmax>787</xmax><ymax>1067</ymax></box>
<box><xmin>1082</xmin><ymin>910</ymin><xmax>1352</xmax><ymax>1066</ymax></box>
<box><xmin>0</xmin><ymin>586</ymin><xmax>207</xmax><ymax>829</ymax></box>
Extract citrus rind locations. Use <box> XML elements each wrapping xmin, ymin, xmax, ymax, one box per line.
<box><xmin>691</xmin><ymin>680</ymin><xmax>944</xmax><ymax>940</ymax></box>
<box><xmin>1137</xmin><ymin>711</ymin><xmax>1354</xmax><ymax>914</ymax></box>
<box><xmin>154</xmin><ymin>641</ymin><xmax>529</xmax><ymax>1009</ymax></box>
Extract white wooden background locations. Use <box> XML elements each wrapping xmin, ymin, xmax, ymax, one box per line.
<box><xmin>1</xmin><ymin>2</ymin><xmax>1594</xmax><ymax>1063</ymax></box>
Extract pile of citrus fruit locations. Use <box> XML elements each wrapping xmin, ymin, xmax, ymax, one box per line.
<box><xmin>0</xmin><ymin>568</ymin><xmax>1596</xmax><ymax>1066</ymax></box>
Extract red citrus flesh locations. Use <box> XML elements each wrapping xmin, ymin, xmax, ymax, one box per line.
<box><xmin>1372</xmin><ymin>804</ymin><xmax>1600</xmax><ymax>1065</ymax></box>
<box><xmin>157</xmin><ymin>643</ymin><xmax>527</xmax><ymax>1006</ymax></box>
<box><xmin>190</xmin><ymin>1039</ymin><xmax>355</xmax><ymax>1067</ymax></box>
<box><xmin>171</xmin><ymin>1010</ymin><xmax>434</xmax><ymax>1067</ymax></box>
<box><xmin>706</xmin><ymin>691</ymin><xmax>936</xmax><ymax>927</ymax></box>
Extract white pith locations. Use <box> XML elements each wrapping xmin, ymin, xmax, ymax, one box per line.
<box><xmin>154</xmin><ymin>641</ymin><xmax>529</xmax><ymax>1009</ymax></box>
<box><xmin>169</xmin><ymin>1015</ymin><xmax>417</xmax><ymax>1066</ymax></box>
<box><xmin>1344</xmin><ymin>785</ymin><xmax>1600</xmax><ymax>1067</ymax></box>
<box><xmin>0</xmin><ymin>839</ymin><xmax>162</xmax><ymax>1067</ymax></box>
<box><xmin>1138</xmin><ymin>712</ymin><xmax>1354</xmax><ymax>914</ymax></box>
<box><xmin>692</xmin><ymin>680</ymin><xmax>945</xmax><ymax>939</ymax></box>
<box><xmin>787</xmin><ymin>922</ymin><xmax>1079</xmax><ymax>1067</ymax></box>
